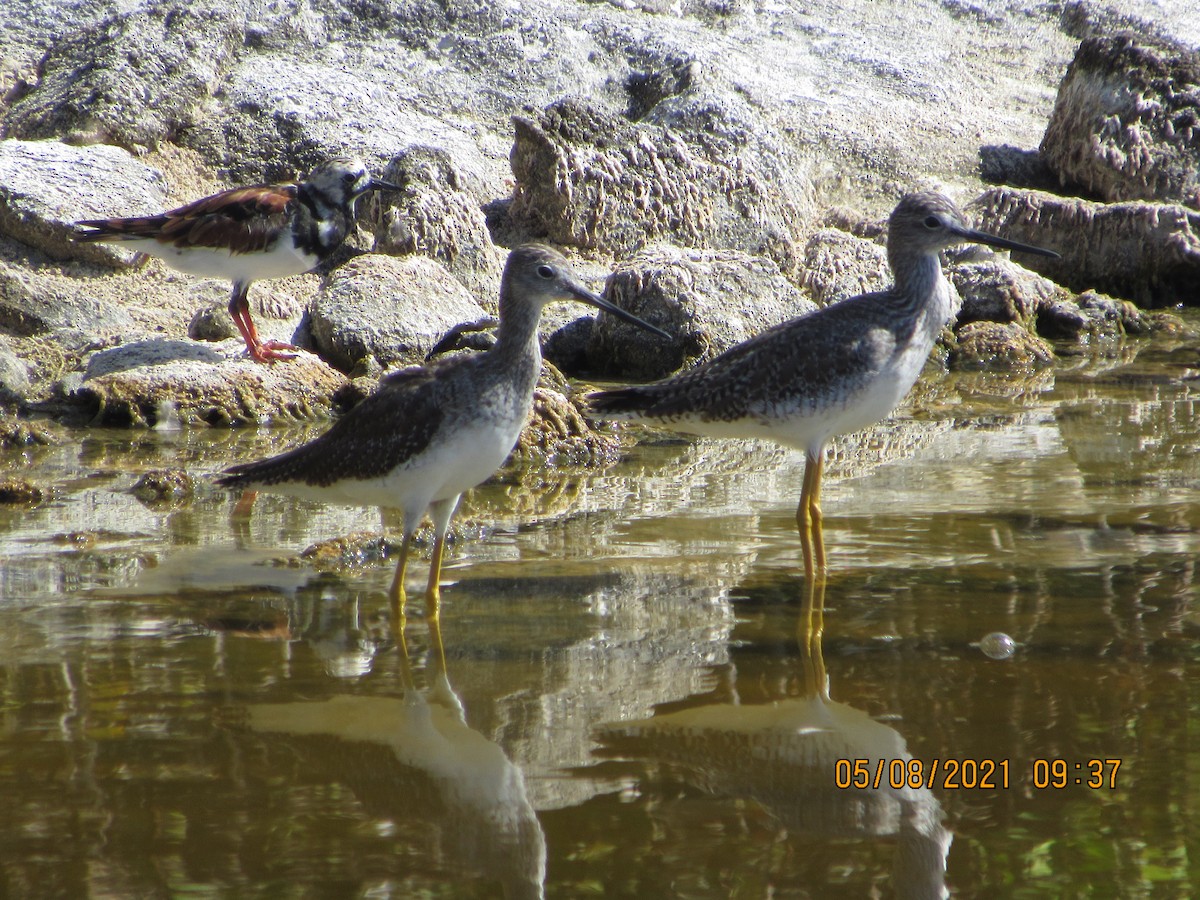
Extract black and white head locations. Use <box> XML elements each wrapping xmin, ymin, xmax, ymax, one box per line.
<box><xmin>303</xmin><ymin>157</ymin><xmax>401</xmax><ymax>208</ymax></box>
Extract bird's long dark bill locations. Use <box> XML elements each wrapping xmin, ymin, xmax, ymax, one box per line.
<box><xmin>569</xmin><ymin>285</ymin><xmax>671</xmax><ymax>340</ymax></box>
<box><xmin>369</xmin><ymin>179</ymin><xmax>403</xmax><ymax>192</ymax></box>
<box><xmin>955</xmin><ymin>225</ymin><xmax>1060</xmax><ymax>258</ymax></box>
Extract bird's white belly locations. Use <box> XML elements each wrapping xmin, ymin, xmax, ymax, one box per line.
<box><xmin>274</xmin><ymin>417</ymin><xmax>524</xmax><ymax>514</ymax></box>
<box><xmin>138</xmin><ymin>239</ymin><xmax>317</xmax><ymax>281</ymax></box>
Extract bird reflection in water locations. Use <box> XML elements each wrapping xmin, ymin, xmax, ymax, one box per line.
<box><xmin>597</xmin><ymin>580</ymin><xmax>952</xmax><ymax>900</ymax></box>
<box><xmin>244</xmin><ymin>610</ymin><xmax>547</xmax><ymax>899</ymax></box>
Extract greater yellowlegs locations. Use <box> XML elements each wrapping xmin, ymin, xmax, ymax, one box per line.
<box><xmin>74</xmin><ymin>157</ymin><xmax>400</xmax><ymax>363</ymax></box>
<box><xmin>589</xmin><ymin>191</ymin><xmax>1058</xmax><ymax>582</ymax></box>
<box><xmin>218</xmin><ymin>244</ymin><xmax>669</xmax><ymax>613</ymax></box>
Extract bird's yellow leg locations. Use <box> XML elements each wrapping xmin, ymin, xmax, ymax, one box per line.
<box><xmin>808</xmin><ymin>451</ymin><xmax>827</xmax><ymax>579</ymax></box>
<box><xmin>796</xmin><ymin>450</ymin><xmax>821</xmax><ymax>583</ymax></box>
<box><xmin>388</xmin><ymin>538</ymin><xmax>411</xmax><ymax>636</ymax></box>
<box><xmin>424</xmin><ymin>529</ymin><xmax>448</xmax><ymax>673</ymax></box>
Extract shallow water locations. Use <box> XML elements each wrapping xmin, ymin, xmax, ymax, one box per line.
<box><xmin>2</xmin><ymin>329</ymin><xmax>1199</xmax><ymax>898</ymax></box>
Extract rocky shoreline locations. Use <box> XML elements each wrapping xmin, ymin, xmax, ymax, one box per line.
<box><xmin>0</xmin><ymin>0</ymin><xmax>1197</xmax><ymax>457</ymax></box>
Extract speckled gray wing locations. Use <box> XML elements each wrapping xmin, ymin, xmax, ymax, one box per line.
<box><xmin>217</xmin><ymin>368</ymin><xmax>446</xmax><ymax>489</ymax></box>
<box><xmin>591</xmin><ymin>293</ymin><xmax>907</xmax><ymax>423</ymax></box>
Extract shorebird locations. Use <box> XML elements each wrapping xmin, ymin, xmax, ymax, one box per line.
<box><xmin>74</xmin><ymin>156</ymin><xmax>399</xmax><ymax>363</ymax></box>
<box><xmin>589</xmin><ymin>191</ymin><xmax>1058</xmax><ymax>582</ymax></box>
<box><xmin>217</xmin><ymin>244</ymin><xmax>669</xmax><ymax>614</ymax></box>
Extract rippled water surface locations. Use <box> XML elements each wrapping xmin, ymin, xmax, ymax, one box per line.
<box><xmin>2</xmin><ymin>331</ymin><xmax>1199</xmax><ymax>898</ymax></box>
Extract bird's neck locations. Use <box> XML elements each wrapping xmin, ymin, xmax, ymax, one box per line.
<box><xmin>888</xmin><ymin>247</ymin><xmax>960</xmax><ymax>338</ymax></box>
<box><xmin>489</xmin><ymin>293</ymin><xmax>544</xmax><ymax>373</ymax></box>
<box><xmin>294</xmin><ymin>185</ymin><xmax>354</xmax><ymax>255</ymax></box>
<box><xmin>890</xmin><ymin>247</ymin><xmax>952</xmax><ymax>317</ymax></box>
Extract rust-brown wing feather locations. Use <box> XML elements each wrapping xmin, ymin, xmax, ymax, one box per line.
<box><xmin>75</xmin><ymin>184</ymin><xmax>298</xmax><ymax>254</ymax></box>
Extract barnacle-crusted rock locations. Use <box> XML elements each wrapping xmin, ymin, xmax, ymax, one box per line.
<box><xmin>510</xmin><ymin>96</ymin><xmax>814</xmax><ymax>276</ymax></box>
<box><xmin>372</xmin><ymin>146</ymin><xmax>504</xmax><ymax>304</ymax></box>
<box><xmin>972</xmin><ymin>187</ymin><xmax>1200</xmax><ymax>307</ymax></box>
<box><xmin>1041</xmin><ymin>33</ymin><xmax>1200</xmax><ymax>209</ymax></box>
<box><xmin>75</xmin><ymin>342</ymin><xmax>349</xmax><ymax>426</ymax></box>
<box><xmin>949</xmin><ymin>321</ymin><xmax>1054</xmax><ymax>371</ymax></box>
<box><xmin>799</xmin><ymin>229</ymin><xmax>890</xmax><ymax>307</ymax></box>
<box><xmin>2</xmin><ymin>0</ymin><xmax>246</xmax><ymax>153</ymax></box>
<box><xmin>587</xmin><ymin>245</ymin><xmax>817</xmax><ymax>380</ymax></box>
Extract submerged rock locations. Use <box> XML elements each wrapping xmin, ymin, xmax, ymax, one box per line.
<box><xmin>1041</xmin><ymin>33</ymin><xmax>1200</xmax><ymax>209</ymax></box>
<box><xmin>131</xmin><ymin>468</ymin><xmax>195</xmax><ymax>506</ymax></box>
<box><xmin>973</xmin><ymin>186</ymin><xmax>1200</xmax><ymax>307</ymax></box>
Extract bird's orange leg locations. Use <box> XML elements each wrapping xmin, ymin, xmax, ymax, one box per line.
<box><xmin>228</xmin><ymin>281</ymin><xmax>298</xmax><ymax>363</ymax></box>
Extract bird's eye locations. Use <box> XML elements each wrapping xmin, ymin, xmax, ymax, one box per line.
<box><xmin>536</xmin><ymin>265</ymin><xmax>555</xmax><ymax>279</ymax></box>
<box><xmin>923</xmin><ymin>215</ymin><xmax>941</xmax><ymax>229</ymax></box>
<box><xmin>342</xmin><ymin>172</ymin><xmax>358</xmax><ymax>184</ymax></box>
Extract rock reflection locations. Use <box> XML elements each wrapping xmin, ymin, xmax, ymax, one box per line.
<box><xmin>596</xmin><ymin>580</ymin><xmax>951</xmax><ymax>900</ymax></box>
<box><xmin>244</xmin><ymin>611</ymin><xmax>546</xmax><ymax>900</ymax></box>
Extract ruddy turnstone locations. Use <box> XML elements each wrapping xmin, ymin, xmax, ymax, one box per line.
<box><xmin>74</xmin><ymin>156</ymin><xmax>400</xmax><ymax>363</ymax></box>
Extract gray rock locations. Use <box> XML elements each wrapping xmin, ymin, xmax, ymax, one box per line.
<box><xmin>0</xmin><ymin>334</ymin><xmax>30</xmax><ymax>403</ymax></box>
<box><xmin>0</xmin><ymin>139</ymin><xmax>168</xmax><ymax>266</ymax></box>
<box><xmin>76</xmin><ymin>341</ymin><xmax>349</xmax><ymax>426</ymax></box>
<box><xmin>948</xmin><ymin>256</ymin><xmax>1060</xmax><ymax>326</ymax></box>
<box><xmin>1040</xmin><ymin>33</ymin><xmax>1200</xmax><ymax>209</ymax></box>
<box><xmin>2</xmin><ymin>0</ymin><xmax>246</xmax><ymax>153</ymax></box>
<box><xmin>371</xmin><ymin>146</ymin><xmax>504</xmax><ymax>304</ymax></box>
<box><xmin>510</xmin><ymin>96</ymin><xmax>814</xmax><ymax>276</ymax></box>
<box><xmin>588</xmin><ymin>245</ymin><xmax>817</xmax><ymax>380</ymax></box>
<box><xmin>972</xmin><ymin>186</ymin><xmax>1200</xmax><ymax>308</ymax></box>
<box><xmin>309</xmin><ymin>254</ymin><xmax>488</xmax><ymax>371</ymax></box>
<box><xmin>0</xmin><ymin>253</ymin><xmax>136</xmax><ymax>343</ymax></box>
<box><xmin>179</xmin><ymin>45</ymin><xmax>505</xmax><ymax>189</ymax></box>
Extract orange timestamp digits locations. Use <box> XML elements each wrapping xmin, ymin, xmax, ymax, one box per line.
<box><xmin>834</xmin><ymin>758</ymin><xmax>1123</xmax><ymax>790</ymax></box>
<box><xmin>834</xmin><ymin>758</ymin><xmax>1010</xmax><ymax>790</ymax></box>
<box><xmin>1031</xmin><ymin>758</ymin><xmax>1122</xmax><ymax>789</ymax></box>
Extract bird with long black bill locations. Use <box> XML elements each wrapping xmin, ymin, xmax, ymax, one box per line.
<box><xmin>217</xmin><ymin>244</ymin><xmax>670</xmax><ymax>616</ymax></box>
<box><xmin>589</xmin><ymin>191</ymin><xmax>1059</xmax><ymax>583</ymax></box>
<box><xmin>74</xmin><ymin>156</ymin><xmax>400</xmax><ymax>363</ymax></box>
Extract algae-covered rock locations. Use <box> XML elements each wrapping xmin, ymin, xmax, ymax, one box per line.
<box><xmin>76</xmin><ymin>341</ymin><xmax>349</xmax><ymax>426</ymax></box>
